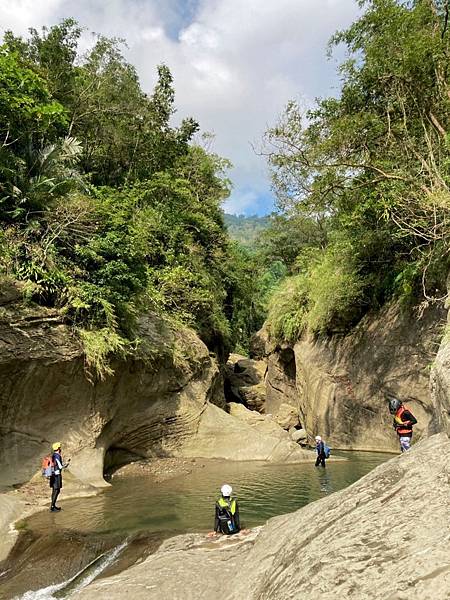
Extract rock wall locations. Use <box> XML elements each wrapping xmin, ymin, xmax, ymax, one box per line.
<box><xmin>0</xmin><ymin>285</ymin><xmax>222</xmax><ymax>488</ymax></box>
<box><xmin>75</xmin><ymin>433</ymin><xmax>450</xmax><ymax>600</ymax></box>
<box><xmin>430</xmin><ymin>285</ymin><xmax>450</xmax><ymax>437</ymax></box>
<box><xmin>254</xmin><ymin>302</ymin><xmax>447</xmax><ymax>451</ymax></box>
<box><xmin>0</xmin><ymin>285</ymin><xmax>316</xmax><ymax>491</ymax></box>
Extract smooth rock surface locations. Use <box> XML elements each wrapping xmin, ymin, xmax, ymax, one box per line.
<box><xmin>75</xmin><ymin>433</ymin><xmax>450</xmax><ymax>600</ymax></box>
<box><xmin>431</xmin><ymin>338</ymin><xmax>450</xmax><ymax>436</ymax></box>
<box><xmin>0</xmin><ymin>493</ymin><xmax>24</xmax><ymax>562</ymax></box>
<box><xmin>430</xmin><ymin>282</ymin><xmax>450</xmax><ymax>437</ymax></box>
<box><xmin>228</xmin><ymin>402</ymin><xmax>289</xmax><ymax>439</ymax></box>
<box><xmin>255</xmin><ymin>301</ymin><xmax>446</xmax><ymax>451</ymax></box>
<box><xmin>176</xmin><ymin>403</ymin><xmax>312</xmax><ymax>462</ymax></box>
<box><xmin>0</xmin><ymin>297</ymin><xmax>222</xmax><ymax>488</ymax></box>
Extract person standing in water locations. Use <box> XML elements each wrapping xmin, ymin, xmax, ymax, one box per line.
<box><xmin>208</xmin><ymin>484</ymin><xmax>241</xmax><ymax>536</ymax></box>
<box><xmin>50</xmin><ymin>442</ymin><xmax>70</xmax><ymax>512</ymax></box>
<box><xmin>314</xmin><ymin>435</ymin><xmax>328</xmax><ymax>468</ymax></box>
<box><xmin>387</xmin><ymin>395</ymin><xmax>417</xmax><ymax>452</ymax></box>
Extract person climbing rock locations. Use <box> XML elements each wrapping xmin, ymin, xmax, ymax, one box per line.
<box><xmin>388</xmin><ymin>395</ymin><xmax>417</xmax><ymax>452</ymax></box>
<box><xmin>314</xmin><ymin>435</ymin><xmax>328</xmax><ymax>468</ymax></box>
<box><xmin>49</xmin><ymin>442</ymin><xmax>70</xmax><ymax>512</ymax></box>
<box><xmin>208</xmin><ymin>484</ymin><xmax>241</xmax><ymax>536</ymax></box>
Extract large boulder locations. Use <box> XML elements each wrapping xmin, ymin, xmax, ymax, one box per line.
<box><xmin>290</xmin><ymin>428</ymin><xmax>307</xmax><ymax>443</ymax></box>
<box><xmin>228</xmin><ymin>402</ymin><xmax>289</xmax><ymax>440</ymax></box>
<box><xmin>75</xmin><ymin>433</ymin><xmax>450</xmax><ymax>600</ymax></box>
<box><xmin>274</xmin><ymin>402</ymin><xmax>300</xmax><ymax>430</ymax></box>
<box><xmin>176</xmin><ymin>403</ymin><xmax>312</xmax><ymax>463</ymax></box>
<box><xmin>224</xmin><ymin>353</ymin><xmax>267</xmax><ymax>412</ymax></box>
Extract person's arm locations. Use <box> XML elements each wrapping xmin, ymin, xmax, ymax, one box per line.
<box><xmin>214</xmin><ymin>503</ymin><xmax>220</xmax><ymax>533</ymax></box>
<box><xmin>234</xmin><ymin>501</ymin><xmax>240</xmax><ymax>531</ymax></box>
<box><xmin>402</xmin><ymin>410</ymin><xmax>417</xmax><ymax>426</ymax></box>
<box><xmin>53</xmin><ymin>454</ymin><xmax>63</xmax><ymax>474</ymax></box>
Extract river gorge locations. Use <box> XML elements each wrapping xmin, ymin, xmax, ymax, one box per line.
<box><xmin>1</xmin><ymin>277</ymin><xmax>450</xmax><ymax>598</ymax></box>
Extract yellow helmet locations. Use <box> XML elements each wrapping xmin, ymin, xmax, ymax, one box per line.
<box><xmin>52</xmin><ymin>441</ymin><xmax>62</xmax><ymax>451</ymax></box>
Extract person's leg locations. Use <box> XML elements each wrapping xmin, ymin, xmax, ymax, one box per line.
<box><xmin>315</xmin><ymin>455</ymin><xmax>321</xmax><ymax>467</ymax></box>
<box><xmin>51</xmin><ymin>487</ymin><xmax>60</xmax><ymax>509</ymax></box>
<box><xmin>320</xmin><ymin>456</ymin><xmax>326</xmax><ymax>467</ymax></box>
<box><xmin>399</xmin><ymin>436</ymin><xmax>411</xmax><ymax>452</ymax></box>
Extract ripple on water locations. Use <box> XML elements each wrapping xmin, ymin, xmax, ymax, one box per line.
<box><xmin>24</xmin><ymin>451</ymin><xmax>393</xmax><ymax>536</ymax></box>
<box><xmin>3</xmin><ymin>451</ymin><xmax>392</xmax><ymax>599</ymax></box>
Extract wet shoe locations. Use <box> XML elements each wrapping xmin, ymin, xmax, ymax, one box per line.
<box><xmin>50</xmin><ymin>506</ymin><xmax>62</xmax><ymax>512</ymax></box>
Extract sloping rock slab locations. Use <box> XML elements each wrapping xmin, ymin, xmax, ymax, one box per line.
<box><xmin>175</xmin><ymin>404</ymin><xmax>313</xmax><ymax>463</ymax></box>
<box><xmin>76</xmin><ymin>433</ymin><xmax>450</xmax><ymax>600</ymax></box>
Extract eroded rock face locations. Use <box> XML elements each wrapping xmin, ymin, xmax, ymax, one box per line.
<box><xmin>75</xmin><ymin>434</ymin><xmax>450</xmax><ymax>600</ymax></box>
<box><xmin>176</xmin><ymin>403</ymin><xmax>312</xmax><ymax>463</ymax></box>
<box><xmin>256</xmin><ymin>302</ymin><xmax>446</xmax><ymax>451</ymax></box>
<box><xmin>0</xmin><ymin>300</ymin><xmax>221</xmax><ymax>488</ymax></box>
<box><xmin>430</xmin><ymin>292</ymin><xmax>450</xmax><ymax>437</ymax></box>
<box><xmin>0</xmin><ymin>294</ymin><xmax>318</xmax><ymax>491</ymax></box>
<box><xmin>224</xmin><ymin>354</ymin><xmax>267</xmax><ymax>412</ymax></box>
<box><xmin>265</xmin><ymin>348</ymin><xmax>298</xmax><ymax>416</ymax></box>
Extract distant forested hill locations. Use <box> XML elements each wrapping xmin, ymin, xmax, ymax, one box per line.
<box><xmin>224</xmin><ymin>213</ymin><xmax>270</xmax><ymax>247</ymax></box>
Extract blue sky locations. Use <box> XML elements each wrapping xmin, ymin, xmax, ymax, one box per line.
<box><xmin>0</xmin><ymin>0</ymin><xmax>360</xmax><ymax>215</ymax></box>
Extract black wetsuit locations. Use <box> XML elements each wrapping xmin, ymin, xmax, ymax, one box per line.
<box><xmin>315</xmin><ymin>441</ymin><xmax>326</xmax><ymax>467</ymax></box>
<box><xmin>214</xmin><ymin>497</ymin><xmax>241</xmax><ymax>535</ymax></box>
<box><xmin>50</xmin><ymin>451</ymin><xmax>65</xmax><ymax>509</ymax></box>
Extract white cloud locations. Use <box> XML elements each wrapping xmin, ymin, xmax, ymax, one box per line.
<box><xmin>0</xmin><ymin>0</ymin><xmax>360</xmax><ymax>214</ymax></box>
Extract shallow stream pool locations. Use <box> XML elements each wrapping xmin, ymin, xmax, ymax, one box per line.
<box><xmin>2</xmin><ymin>451</ymin><xmax>393</xmax><ymax>599</ymax></box>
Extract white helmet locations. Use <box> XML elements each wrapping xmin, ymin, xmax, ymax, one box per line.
<box><xmin>221</xmin><ymin>484</ymin><xmax>232</xmax><ymax>497</ymax></box>
<box><xmin>315</xmin><ymin>435</ymin><xmax>322</xmax><ymax>442</ymax></box>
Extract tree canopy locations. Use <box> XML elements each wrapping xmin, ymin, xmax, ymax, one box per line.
<box><xmin>0</xmin><ymin>20</ymin><xmax>251</xmax><ymax>374</ymax></box>
<box><xmin>263</xmin><ymin>0</ymin><xmax>450</xmax><ymax>342</ymax></box>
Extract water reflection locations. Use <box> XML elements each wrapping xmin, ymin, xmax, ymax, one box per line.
<box><xmin>25</xmin><ymin>451</ymin><xmax>393</xmax><ymax>536</ymax></box>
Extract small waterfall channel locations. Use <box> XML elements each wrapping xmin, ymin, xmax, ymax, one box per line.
<box><xmin>16</xmin><ymin>540</ymin><xmax>128</xmax><ymax>600</ymax></box>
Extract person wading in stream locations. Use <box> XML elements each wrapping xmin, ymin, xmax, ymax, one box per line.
<box><xmin>50</xmin><ymin>442</ymin><xmax>70</xmax><ymax>512</ymax></box>
<box><xmin>208</xmin><ymin>484</ymin><xmax>241</xmax><ymax>536</ymax></box>
<box><xmin>387</xmin><ymin>395</ymin><xmax>417</xmax><ymax>453</ymax></box>
<box><xmin>314</xmin><ymin>435</ymin><xmax>329</xmax><ymax>468</ymax></box>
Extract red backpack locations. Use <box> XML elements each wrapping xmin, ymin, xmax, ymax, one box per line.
<box><xmin>41</xmin><ymin>455</ymin><xmax>54</xmax><ymax>478</ymax></box>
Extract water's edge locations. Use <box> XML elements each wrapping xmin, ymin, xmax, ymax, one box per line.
<box><xmin>0</xmin><ymin>451</ymin><xmax>392</xmax><ymax>600</ymax></box>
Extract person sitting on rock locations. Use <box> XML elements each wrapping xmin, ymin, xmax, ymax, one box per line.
<box><xmin>50</xmin><ymin>441</ymin><xmax>70</xmax><ymax>512</ymax></box>
<box><xmin>387</xmin><ymin>395</ymin><xmax>417</xmax><ymax>453</ymax></box>
<box><xmin>208</xmin><ymin>484</ymin><xmax>241</xmax><ymax>536</ymax></box>
<box><xmin>315</xmin><ymin>435</ymin><xmax>327</xmax><ymax>468</ymax></box>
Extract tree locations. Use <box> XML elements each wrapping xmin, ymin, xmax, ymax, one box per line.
<box><xmin>263</xmin><ymin>0</ymin><xmax>450</xmax><ymax>342</ymax></box>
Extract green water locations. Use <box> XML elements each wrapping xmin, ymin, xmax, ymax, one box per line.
<box><xmin>1</xmin><ymin>451</ymin><xmax>394</xmax><ymax>599</ymax></box>
<box><xmin>24</xmin><ymin>451</ymin><xmax>393</xmax><ymax>536</ymax></box>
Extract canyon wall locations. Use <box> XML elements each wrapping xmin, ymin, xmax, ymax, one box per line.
<box><xmin>253</xmin><ymin>301</ymin><xmax>448</xmax><ymax>451</ymax></box>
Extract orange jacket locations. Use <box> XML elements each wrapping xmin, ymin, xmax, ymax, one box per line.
<box><xmin>394</xmin><ymin>405</ymin><xmax>417</xmax><ymax>436</ymax></box>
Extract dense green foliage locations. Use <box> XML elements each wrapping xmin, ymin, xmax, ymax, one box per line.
<box><xmin>0</xmin><ymin>20</ymin><xmax>251</xmax><ymax>374</ymax></box>
<box><xmin>264</xmin><ymin>0</ymin><xmax>450</xmax><ymax>342</ymax></box>
<box><xmin>224</xmin><ymin>213</ymin><xmax>270</xmax><ymax>247</ymax></box>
